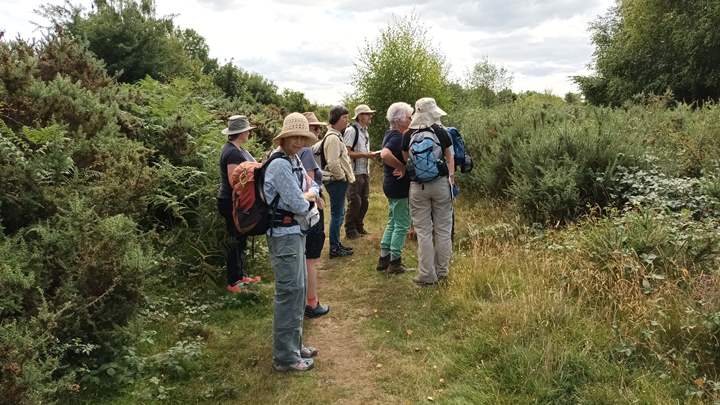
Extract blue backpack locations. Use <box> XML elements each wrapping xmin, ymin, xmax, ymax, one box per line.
<box><xmin>446</xmin><ymin>127</ymin><xmax>473</xmax><ymax>173</ymax></box>
<box><xmin>408</xmin><ymin>128</ymin><xmax>445</xmax><ymax>183</ymax></box>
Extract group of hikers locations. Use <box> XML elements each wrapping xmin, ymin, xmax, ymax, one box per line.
<box><xmin>216</xmin><ymin>97</ymin><xmax>459</xmax><ymax>372</ymax></box>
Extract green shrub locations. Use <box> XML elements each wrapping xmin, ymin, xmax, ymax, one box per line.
<box><xmin>21</xmin><ymin>199</ymin><xmax>155</xmax><ymax>366</ymax></box>
<box><xmin>579</xmin><ymin>209</ymin><xmax>719</xmax><ymax>281</ymax></box>
<box><xmin>508</xmin><ymin>113</ymin><xmax>642</xmax><ymax>223</ymax></box>
<box><xmin>0</xmin><ymin>314</ymin><xmax>75</xmax><ymax>405</ymax></box>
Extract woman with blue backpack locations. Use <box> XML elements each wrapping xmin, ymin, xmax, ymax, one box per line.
<box><xmin>401</xmin><ymin>98</ymin><xmax>455</xmax><ymax>286</ymax></box>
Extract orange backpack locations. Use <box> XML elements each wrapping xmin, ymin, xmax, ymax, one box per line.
<box><xmin>230</xmin><ymin>153</ymin><xmax>288</xmax><ymax>235</ymax></box>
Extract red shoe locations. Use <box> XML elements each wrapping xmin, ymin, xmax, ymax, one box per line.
<box><xmin>226</xmin><ymin>282</ymin><xmax>246</xmax><ymax>293</ymax></box>
<box><xmin>240</xmin><ymin>275</ymin><xmax>262</xmax><ymax>284</ymax></box>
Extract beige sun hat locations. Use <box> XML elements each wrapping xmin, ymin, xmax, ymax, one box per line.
<box><xmin>222</xmin><ymin>115</ymin><xmax>255</xmax><ymax>135</ymax></box>
<box><xmin>302</xmin><ymin>111</ymin><xmax>328</xmax><ymax>126</ymax></box>
<box><xmin>272</xmin><ymin>112</ymin><xmax>318</xmax><ymax>146</ymax></box>
<box><xmin>352</xmin><ymin>104</ymin><xmax>376</xmax><ymax>119</ymax></box>
<box><xmin>409</xmin><ymin>97</ymin><xmax>447</xmax><ymax>129</ymax></box>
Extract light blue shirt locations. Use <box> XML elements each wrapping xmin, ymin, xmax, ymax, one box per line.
<box><xmin>263</xmin><ymin>151</ymin><xmax>320</xmax><ymax>236</ymax></box>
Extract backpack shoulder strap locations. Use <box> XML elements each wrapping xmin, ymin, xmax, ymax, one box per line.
<box><xmin>349</xmin><ymin>123</ymin><xmax>361</xmax><ymax>151</ymax></box>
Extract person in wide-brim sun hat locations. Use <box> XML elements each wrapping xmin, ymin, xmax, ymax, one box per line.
<box><xmin>272</xmin><ymin>112</ymin><xmax>318</xmax><ymax>147</ymax></box>
<box><xmin>408</xmin><ymin>97</ymin><xmax>447</xmax><ymax>129</ymax></box>
<box><xmin>222</xmin><ymin>114</ymin><xmax>256</xmax><ymax>135</ymax></box>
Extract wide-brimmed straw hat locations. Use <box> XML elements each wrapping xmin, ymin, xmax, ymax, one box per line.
<box><xmin>272</xmin><ymin>112</ymin><xmax>318</xmax><ymax>146</ymax></box>
<box><xmin>409</xmin><ymin>97</ymin><xmax>447</xmax><ymax>129</ymax></box>
<box><xmin>222</xmin><ymin>115</ymin><xmax>255</xmax><ymax>135</ymax></box>
<box><xmin>352</xmin><ymin>104</ymin><xmax>376</xmax><ymax>119</ymax></box>
<box><xmin>302</xmin><ymin>111</ymin><xmax>327</xmax><ymax>126</ymax></box>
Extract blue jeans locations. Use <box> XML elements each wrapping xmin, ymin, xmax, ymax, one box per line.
<box><xmin>325</xmin><ymin>180</ymin><xmax>349</xmax><ymax>248</ymax></box>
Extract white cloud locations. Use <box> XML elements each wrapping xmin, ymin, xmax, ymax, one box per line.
<box><xmin>1</xmin><ymin>0</ymin><xmax>615</xmax><ymax>103</ymax></box>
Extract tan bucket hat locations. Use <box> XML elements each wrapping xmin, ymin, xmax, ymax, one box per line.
<box><xmin>302</xmin><ymin>111</ymin><xmax>328</xmax><ymax>126</ymax></box>
<box><xmin>222</xmin><ymin>115</ymin><xmax>255</xmax><ymax>135</ymax></box>
<box><xmin>409</xmin><ymin>97</ymin><xmax>447</xmax><ymax>129</ymax></box>
<box><xmin>272</xmin><ymin>112</ymin><xmax>318</xmax><ymax>146</ymax></box>
<box><xmin>352</xmin><ymin>104</ymin><xmax>376</xmax><ymax>119</ymax></box>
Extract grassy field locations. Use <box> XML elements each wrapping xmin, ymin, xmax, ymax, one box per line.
<box><xmin>75</xmin><ymin>176</ymin><xmax>709</xmax><ymax>404</ymax></box>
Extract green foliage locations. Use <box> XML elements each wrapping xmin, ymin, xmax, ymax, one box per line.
<box><xmin>44</xmin><ymin>0</ymin><xmax>200</xmax><ymax>83</ymax></box>
<box><xmin>0</xmin><ymin>312</ymin><xmax>75</xmax><ymax>405</ymax></box>
<box><xmin>579</xmin><ymin>209</ymin><xmax>719</xmax><ymax>280</ymax></box>
<box><xmin>453</xmin><ymin>57</ymin><xmax>514</xmax><ymax>109</ymax></box>
<box><xmin>576</xmin><ymin>1</ymin><xmax>720</xmax><ymax>105</ymax></box>
<box><xmin>22</xmin><ymin>199</ymin><xmax>154</xmax><ymax>365</ymax></box>
<box><xmin>352</xmin><ymin>14</ymin><xmax>449</xmax><ymax>145</ymax></box>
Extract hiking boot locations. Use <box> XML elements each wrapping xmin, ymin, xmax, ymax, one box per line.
<box><xmin>300</xmin><ymin>346</ymin><xmax>319</xmax><ymax>358</ymax></box>
<box><xmin>329</xmin><ymin>246</ymin><xmax>353</xmax><ymax>258</ymax></box>
<box><xmin>226</xmin><ymin>281</ymin><xmax>246</xmax><ymax>293</ymax></box>
<box><xmin>273</xmin><ymin>358</ymin><xmax>314</xmax><ymax>372</ymax></box>
<box><xmin>386</xmin><ymin>258</ymin><xmax>407</xmax><ymax>274</ymax></box>
<box><xmin>412</xmin><ymin>276</ymin><xmax>437</xmax><ymax>287</ymax></box>
<box><xmin>305</xmin><ymin>303</ymin><xmax>330</xmax><ymax>319</ymax></box>
<box><xmin>376</xmin><ymin>255</ymin><xmax>390</xmax><ymax>272</ymax></box>
<box><xmin>346</xmin><ymin>230</ymin><xmax>361</xmax><ymax>239</ymax></box>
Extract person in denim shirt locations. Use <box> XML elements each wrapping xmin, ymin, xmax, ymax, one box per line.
<box><xmin>263</xmin><ymin>113</ymin><xmax>320</xmax><ymax>372</ymax></box>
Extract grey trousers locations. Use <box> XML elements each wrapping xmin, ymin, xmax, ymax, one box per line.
<box><xmin>409</xmin><ymin>177</ymin><xmax>453</xmax><ymax>283</ymax></box>
<box><xmin>268</xmin><ymin>233</ymin><xmax>307</xmax><ymax>366</ymax></box>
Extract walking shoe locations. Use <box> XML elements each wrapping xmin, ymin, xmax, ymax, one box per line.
<box><xmin>301</xmin><ymin>346</ymin><xmax>319</xmax><ymax>358</ymax></box>
<box><xmin>226</xmin><ymin>281</ymin><xmax>246</xmax><ymax>293</ymax></box>
<box><xmin>376</xmin><ymin>255</ymin><xmax>390</xmax><ymax>272</ymax></box>
<box><xmin>339</xmin><ymin>242</ymin><xmax>353</xmax><ymax>251</ymax></box>
<box><xmin>346</xmin><ymin>230</ymin><xmax>361</xmax><ymax>239</ymax></box>
<box><xmin>273</xmin><ymin>358</ymin><xmax>314</xmax><ymax>372</ymax></box>
<box><xmin>240</xmin><ymin>275</ymin><xmax>262</xmax><ymax>284</ymax></box>
<box><xmin>305</xmin><ymin>303</ymin><xmax>330</xmax><ymax>319</ymax></box>
<box><xmin>412</xmin><ymin>276</ymin><xmax>437</xmax><ymax>287</ymax></box>
<box><xmin>386</xmin><ymin>258</ymin><xmax>407</xmax><ymax>274</ymax></box>
<box><xmin>329</xmin><ymin>246</ymin><xmax>353</xmax><ymax>258</ymax></box>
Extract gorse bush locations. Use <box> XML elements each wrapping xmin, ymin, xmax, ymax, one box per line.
<box><xmin>24</xmin><ymin>200</ymin><xmax>154</xmax><ymax>364</ymax></box>
<box><xmin>454</xmin><ymin>99</ymin><xmax>645</xmax><ymax>223</ymax></box>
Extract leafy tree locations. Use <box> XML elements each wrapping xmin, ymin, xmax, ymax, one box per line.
<box><xmin>575</xmin><ymin>0</ymin><xmax>720</xmax><ymax>105</ymax></box>
<box><xmin>43</xmin><ymin>0</ymin><xmax>199</xmax><ymax>82</ymax></box>
<box><xmin>564</xmin><ymin>92</ymin><xmax>582</xmax><ymax>104</ymax></box>
<box><xmin>352</xmin><ymin>14</ymin><xmax>449</xmax><ymax>144</ymax></box>
<box><xmin>175</xmin><ymin>28</ymin><xmax>218</xmax><ymax>74</ymax></box>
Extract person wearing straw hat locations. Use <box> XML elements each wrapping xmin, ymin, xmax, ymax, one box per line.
<box><xmin>264</xmin><ymin>112</ymin><xmax>321</xmax><ymax>372</ymax></box>
<box><xmin>217</xmin><ymin>115</ymin><xmax>262</xmax><ymax>294</ymax></box>
<box><xmin>315</xmin><ymin>105</ymin><xmax>356</xmax><ymax>259</ymax></box>
<box><xmin>343</xmin><ymin>104</ymin><xmax>380</xmax><ymax>239</ymax></box>
<box><xmin>401</xmin><ymin>98</ymin><xmax>455</xmax><ymax>286</ymax></box>
<box><xmin>299</xmin><ymin>112</ymin><xmax>330</xmax><ymax>319</ymax></box>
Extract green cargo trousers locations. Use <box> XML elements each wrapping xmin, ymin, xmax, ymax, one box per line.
<box><xmin>380</xmin><ymin>197</ymin><xmax>411</xmax><ymax>259</ymax></box>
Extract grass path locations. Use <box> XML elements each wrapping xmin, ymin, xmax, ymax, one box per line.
<box><xmin>94</xmin><ymin>184</ymin><xmax>694</xmax><ymax>404</ymax></box>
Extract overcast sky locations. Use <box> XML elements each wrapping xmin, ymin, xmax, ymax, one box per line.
<box><xmin>1</xmin><ymin>0</ymin><xmax>613</xmax><ymax>105</ymax></box>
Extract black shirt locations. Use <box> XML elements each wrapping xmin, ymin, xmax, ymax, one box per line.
<box><xmin>218</xmin><ymin>142</ymin><xmax>255</xmax><ymax>199</ymax></box>
<box><xmin>381</xmin><ymin>129</ymin><xmax>411</xmax><ymax>199</ymax></box>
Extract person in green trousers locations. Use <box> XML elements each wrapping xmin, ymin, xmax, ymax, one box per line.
<box><xmin>376</xmin><ymin>102</ymin><xmax>414</xmax><ymax>274</ymax></box>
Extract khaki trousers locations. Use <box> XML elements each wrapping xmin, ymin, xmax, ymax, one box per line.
<box><xmin>409</xmin><ymin>177</ymin><xmax>453</xmax><ymax>283</ymax></box>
